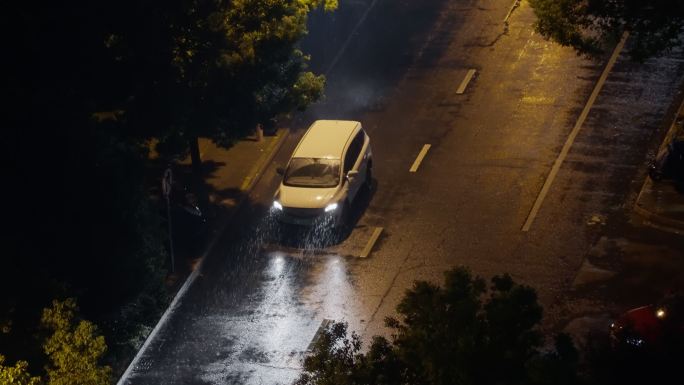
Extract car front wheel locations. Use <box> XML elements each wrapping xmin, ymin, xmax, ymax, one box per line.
<box><xmin>365</xmin><ymin>165</ymin><xmax>373</xmax><ymax>190</ymax></box>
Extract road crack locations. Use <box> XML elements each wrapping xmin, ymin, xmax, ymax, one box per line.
<box><xmin>363</xmin><ymin>243</ymin><xmax>417</xmax><ymax>334</ymax></box>
<box><xmin>469</xmin><ymin>0</ymin><xmax>521</xmax><ymax>48</ymax></box>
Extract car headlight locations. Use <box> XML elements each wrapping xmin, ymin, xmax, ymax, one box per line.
<box><xmin>324</xmin><ymin>202</ymin><xmax>338</xmax><ymax>212</ymax></box>
<box><xmin>273</xmin><ymin>201</ymin><xmax>283</xmax><ymax>211</ymax></box>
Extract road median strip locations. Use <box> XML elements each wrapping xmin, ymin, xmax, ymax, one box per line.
<box><xmin>456</xmin><ymin>69</ymin><xmax>477</xmax><ymax>94</ymax></box>
<box><xmin>410</xmin><ymin>144</ymin><xmax>432</xmax><ymax>172</ymax></box>
<box><xmin>360</xmin><ymin>227</ymin><xmax>383</xmax><ymax>258</ymax></box>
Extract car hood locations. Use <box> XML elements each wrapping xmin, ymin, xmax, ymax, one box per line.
<box><xmin>278</xmin><ymin>185</ymin><xmax>338</xmax><ymax>209</ymax></box>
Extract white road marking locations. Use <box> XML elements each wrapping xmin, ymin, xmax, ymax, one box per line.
<box><xmin>503</xmin><ymin>0</ymin><xmax>520</xmax><ymax>23</ymax></box>
<box><xmin>307</xmin><ymin>319</ymin><xmax>334</xmax><ymax>351</ymax></box>
<box><xmin>521</xmin><ymin>31</ymin><xmax>629</xmax><ymax>232</ymax></box>
<box><xmin>116</xmin><ymin>137</ymin><xmax>290</xmax><ymax>382</ymax></box>
<box><xmin>456</xmin><ymin>69</ymin><xmax>477</xmax><ymax>94</ymax></box>
<box><xmin>116</xmin><ymin>222</ymin><xmax>225</xmax><ymax>384</ymax></box>
<box><xmin>360</xmin><ymin>227</ymin><xmax>383</xmax><ymax>258</ymax></box>
<box><xmin>409</xmin><ymin>144</ymin><xmax>432</xmax><ymax>172</ymax></box>
<box><xmin>118</xmin><ymin>4</ymin><xmax>382</xmax><ymax>380</ymax></box>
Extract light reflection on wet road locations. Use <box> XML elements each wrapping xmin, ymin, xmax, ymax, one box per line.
<box><xmin>121</xmin><ymin>0</ymin><xmax>684</xmax><ymax>383</ymax></box>
<box><xmin>152</xmin><ymin>210</ymin><xmax>367</xmax><ymax>385</ymax></box>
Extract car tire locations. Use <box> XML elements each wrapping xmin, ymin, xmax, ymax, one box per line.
<box><xmin>335</xmin><ymin>201</ymin><xmax>350</xmax><ymax>233</ymax></box>
<box><xmin>365</xmin><ymin>164</ymin><xmax>373</xmax><ymax>190</ymax></box>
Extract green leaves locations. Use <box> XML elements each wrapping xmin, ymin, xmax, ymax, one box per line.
<box><xmin>528</xmin><ymin>0</ymin><xmax>603</xmax><ymax>57</ymax></box>
<box><xmin>296</xmin><ymin>322</ymin><xmax>364</xmax><ymax>385</ymax></box>
<box><xmin>292</xmin><ymin>71</ymin><xmax>326</xmax><ymax>111</ymax></box>
<box><xmin>0</xmin><ymin>355</ymin><xmax>41</xmax><ymax>385</ymax></box>
<box><xmin>0</xmin><ymin>299</ymin><xmax>111</xmax><ymax>385</ymax></box>
<box><xmin>529</xmin><ymin>0</ymin><xmax>684</xmax><ymax>60</ymax></box>
<box><xmin>297</xmin><ymin>267</ymin><xmax>578</xmax><ymax>385</ymax></box>
<box><xmin>41</xmin><ymin>299</ymin><xmax>111</xmax><ymax>385</ymax></box>
<box><xmin>155</xmin><ymin>0</ymin><xmax>337</xmax><ymax>162</ymax></box>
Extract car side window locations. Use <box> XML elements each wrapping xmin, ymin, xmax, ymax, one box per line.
<box><xmin>344</xmin><ymin>131</ymin><xmax>364</xmax><ymax>174</ymax></box>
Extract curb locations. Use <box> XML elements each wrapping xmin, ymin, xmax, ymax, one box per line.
<box><xmin>633</xmin><ymin>203</ymin><xmax>684</xmax><ymax>235</ymax></box>
<box><xmin>117</xmin><ymin>128</ymin><xmax>290</xmax><ymax>385</ymax></box>
<box><xmin>242</xmin><ymin>128</ymin><xmax>290</xmax><ymax>193</ymax></box>
<box><xmin>633</xmin><ymin>95</ymin><xmax>684</xmax><ymax>234</ymax></box>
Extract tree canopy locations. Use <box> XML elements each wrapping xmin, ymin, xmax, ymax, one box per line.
<box><xmin>41</xmin><ymin>299</ymin><xmax>111</xmax><ymax>385</ymax></box>
<box><xmin>4</xmin><ymin>0</ymin><xmax>337</xmax><ymax>379</ymax></box>
<box><xmin>0</xmin><ymin>355</ymin><xmax>41</xmax><ymax>385</ymax></box>
<box><xmin>119</xmin><ymin>0</ymin><xmax>337</xmax><ymax>168</ymax></box>
<box><xmin>0</xmin><ymin>299</ymin><xmax>111</xmax><ymax>385</ymax></box>
<box><xmin>297</xmin><ymin>267</ymin><xmax>579</xmax><ymax>385</ymax></box>
<box><xmin>529</xmin><ymin>0</ymin><xmax>684</xmax><ymax>60</ymax></box>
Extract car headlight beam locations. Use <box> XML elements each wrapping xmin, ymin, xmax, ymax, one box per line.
<box><xmin>324</xmin><ymin>202</ymin><xmax>338</xmax><ymax>212</ymax></box>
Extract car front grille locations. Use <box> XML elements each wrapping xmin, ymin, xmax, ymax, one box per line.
<box><xmin>282</xmin><ymin>207</ymin><xmax>324</xmax><ymax>218</ymax></box>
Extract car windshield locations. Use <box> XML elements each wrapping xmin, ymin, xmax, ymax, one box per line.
<box><xmin>284</xmin><ymin>158</ymin><xmax>341</xmax><ymax>188</ymax></box>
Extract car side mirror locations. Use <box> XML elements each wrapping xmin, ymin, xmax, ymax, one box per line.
<box><xmin>346</xmin><ymin>170</ymin><xmax>359</xmax><ymax>180</ymax></box>
<box><xmin>276</xmin><ymin>167</ymin><xmax>285</xmax><ymax>176</ymax></box>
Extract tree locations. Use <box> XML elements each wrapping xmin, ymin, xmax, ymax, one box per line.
<box><xmin>297</xmin><ymin>267</ymin><xmax>579</xmax><ymax>385</ymax></box>
<box><xmin>529</xmin><ymin>0</ymin><xmax>684</xmax><ymax>60</ymax></box>
<box><xmin>0</xmin><ymin>299</ymin><xmax>112</xmax><ymax>385</ymax></box>
<box><xmin>5</xmin><ymin>0</ymin><xmax>169</xmax><ymax>357</ymax></box>
<box><xmin>41</xmin><ymin>299</ymin><xmax>111</xmax><ymax>385</ymax></box>
<box><xmin>5</xmin><ymin>0</ymin><xmax>337</xmax><ymax>374</ymax></box>
<box><xmin>149</xmin><ymin>0</ymin><xmax>336</xmax><ymax>180</ymax></box>
<box><xmin>0</xmin><ymin>355</ymin><xmax>41</xmax><ymax>385</ymax></box>
<box><xmin>295</xmin><ymin>323</ymin><xmax>404</xmax><ymax>385</ymax></box>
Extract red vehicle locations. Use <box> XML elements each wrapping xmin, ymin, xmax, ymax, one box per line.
<box><xmin>610</xmin><ymin>294</ymin><xmax>684</xmax><ymax>350</ymax></box>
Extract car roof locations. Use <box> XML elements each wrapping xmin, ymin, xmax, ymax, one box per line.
<box><xmin>292</xmin><ymin>120</ymin><xmax>361</xmax><ymax>159</ymax></box>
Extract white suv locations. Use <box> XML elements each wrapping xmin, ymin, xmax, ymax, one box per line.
<box><xmin>273</xmin><ymin>120</ymin><xmax>372</xmax><ymax>226</ymax></box>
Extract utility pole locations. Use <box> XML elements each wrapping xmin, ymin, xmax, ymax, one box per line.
<box><xmin>162</xmin><ymin>167</ymin><xmax>175</xmax><ymax>273</ymax></box>
<box><xmin>256</xmin><ymin>123</ymin><xmax>264</xmax><ymax>142</ymax></box>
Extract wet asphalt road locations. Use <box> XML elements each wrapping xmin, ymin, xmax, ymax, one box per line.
<box><xmin>122</xmin><ymin>1</ymin><xmax>684</xmax><ymax>384</ymax></box>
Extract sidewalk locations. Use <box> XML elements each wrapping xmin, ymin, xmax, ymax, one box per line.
<box><xmin>634</xmin><ymin>99</ymin><xmax>684</xmax><ymax>234</ymax></box>
<box><xmin>164</xmin><ymin>129</ymin><xmax>289</xmax><ymax>288</ymax></box>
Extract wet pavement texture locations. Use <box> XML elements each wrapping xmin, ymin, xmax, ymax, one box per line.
<box><xmin>123</xmin><ymin>0</ymin><xmax>684</xmax><ymax>383</ymax></box>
